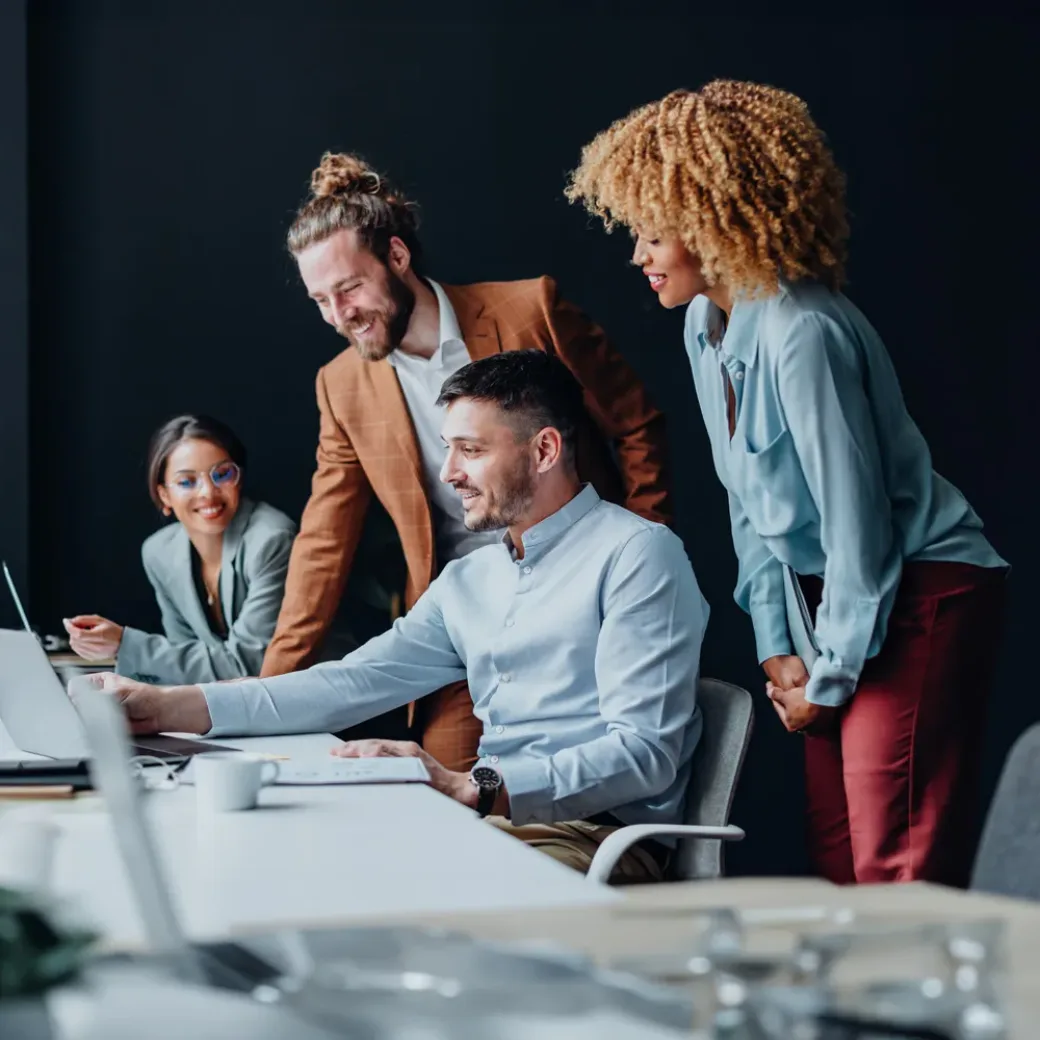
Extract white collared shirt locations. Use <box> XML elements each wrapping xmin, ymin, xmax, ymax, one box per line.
<box><xmin>386</xmin><ymin>281</ymin><xmax>502</xmax><ymax>564</ymax></box>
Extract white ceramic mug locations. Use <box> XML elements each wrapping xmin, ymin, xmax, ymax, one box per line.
<box><xmin>0</xmin><ymin>811</ymin><xmax>60</xmax><ymax>894</ymax></box>
<box><xmin>193</xmin><ymin>753</ymin><xmax>280</xmax><ymax>812</ymax></box>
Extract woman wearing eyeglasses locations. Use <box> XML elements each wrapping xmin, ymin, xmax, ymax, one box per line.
<box><xmin>64</xmin><ymin>414</ymin><xmax>297</xmax><ymax>683</ymax></box>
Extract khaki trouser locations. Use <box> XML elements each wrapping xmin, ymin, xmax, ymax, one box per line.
<box><xmin>486</xmin><ymin>816</ymin><xmax>665</xmax><ymax>884</ymax></box>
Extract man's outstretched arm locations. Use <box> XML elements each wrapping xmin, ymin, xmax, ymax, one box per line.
<box><xmin>92</xmin><ymin>583</ymin><xmax>467</xmax><ymax>738</ymax></box>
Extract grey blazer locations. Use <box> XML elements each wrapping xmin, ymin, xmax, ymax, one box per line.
<box><xmin>116</xmin><ymin>498</ymin><xmax>297</xmax><ymax>684</ymax></box>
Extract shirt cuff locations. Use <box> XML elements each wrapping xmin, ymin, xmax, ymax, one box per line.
<box><xmin>750</xmin><ymin>602</ymin><xmax>793</xmax><ymax>664</ymax></box>
<box><xmin>804</xmin><ymin>658</ymin><xmax>858</xmax><ymax>708</ymax></box>
<box><xmin>114</xmin><ymin>627</ymin><xmax>143</xmax><ymax>677</ymax></box>
<box><xmin>198</xmin><ymin>680</ymin><xmax>251</xmax><ymax>737</ymax></box>
<box><xmin>497</xmin><ymin>755</ymin><xmax>553</xmax><ymax>825</ymax></box>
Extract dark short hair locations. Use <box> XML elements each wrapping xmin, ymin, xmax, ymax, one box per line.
<box><xmin>436</xmin><ymin>350</ymin><xmax>585</xmax><ymax>464</ymax></box>
<box><xmin>146</xmin><ymin>415</ymin><xmax>247</xmax><ymax>511</ymax></box>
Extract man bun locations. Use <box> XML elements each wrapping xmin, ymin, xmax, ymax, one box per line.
<box><xmin>310</xmin><ymin>152</ymin><xmax>384</xmax><ymax>199</ymax></box>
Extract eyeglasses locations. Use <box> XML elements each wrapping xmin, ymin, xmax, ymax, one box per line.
<box><xmin>164</xmin><ymin>461</ymin><xmax>241</xmax><ymax>496</ymax></box>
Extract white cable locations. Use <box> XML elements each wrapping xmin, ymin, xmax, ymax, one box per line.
<box><xmin>128</xmin><ymin>755</ymin><xmax>182</xmax><ymax>792</ymax></box>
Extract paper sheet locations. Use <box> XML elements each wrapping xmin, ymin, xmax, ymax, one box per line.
<box><xmin>272</xmin><ymin>757</ymin><xmax>431</xmax><ymax>785</ymax></box>
<box><xmin>177</xmin><ymin>755</ymin><xmax>431</xmax><ymax>786</ymax></box>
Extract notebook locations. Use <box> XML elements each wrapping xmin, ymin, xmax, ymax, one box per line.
<box><xmin>782</xmin><ymin>564</ymin><xmax>820</xmax><ymax>672</ymax></box>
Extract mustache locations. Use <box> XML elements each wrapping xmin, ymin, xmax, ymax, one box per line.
<box><xmin>451</xmin><ymin>483</ymin><xmax>480</xmax><ymax>494</ymax></box>
<box><xmin>336</xmin><ymin>314</ymin><xmax>377</xmax><ymax>338</ymax></box>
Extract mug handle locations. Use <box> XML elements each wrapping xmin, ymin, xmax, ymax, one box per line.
<box><xmin>260</xmin><ymin>760</ymin><xmax>281</xmax><ymax>786</ymax></box>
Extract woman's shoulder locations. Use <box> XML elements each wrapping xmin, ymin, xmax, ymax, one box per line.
<box><xmin>141</xmin><ymin>521</ymin><xmax>182</xmax><ymax>559</ymax></box>
<box><xmin>757</xmin><ymin>281</ymin><xmax>874</xmax><ymax>365</ymax></box>
<box><xmin>139</xmin><ymin>522</ymin><xmax>185</xmax><ymax>581</ymax></box>
<box><xmin>764</xmin><ymin>280</ymin><xmax>871</xmax><ymax>332</ymax></box>
<box><xmin>761</xmin><ymin>279</ymin><xmax>836</xmax><ymax>327</ymax></box>
<box><xmin>239</xmin><ymin>501</ymin><xmax>298</xmax><ymax>558</ymax></box>
<box><xmin>244</xmin><ymin>500</ymin><xmax>297</xmax><ymax>536</ymax></box>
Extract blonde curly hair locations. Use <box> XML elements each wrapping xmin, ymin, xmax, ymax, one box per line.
<box><xmin>565</xmin><ymin>81</ymin><xmax>849</xmax><ymax>294</ymax></box>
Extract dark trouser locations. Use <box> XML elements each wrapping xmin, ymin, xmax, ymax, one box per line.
<box><xmin>801</xmin><ymin>562</ymin><xmax>1007</xmax><ymax>886</ymax></box>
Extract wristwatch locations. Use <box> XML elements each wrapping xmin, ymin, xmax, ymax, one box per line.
<box><xmin>469</xmin><ymin>764</ymin><xmax>503</xmax><ymax>817</ymax></box>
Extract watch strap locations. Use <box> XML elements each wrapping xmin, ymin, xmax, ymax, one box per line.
<box><xmin>475</xmin><ymin>783</ymin><xmax>497</xmax><ymax>818</ymax></box>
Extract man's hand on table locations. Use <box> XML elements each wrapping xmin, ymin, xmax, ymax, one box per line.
<box><xmin>71</xmin><ymin>672</ymin><xmax>212</xmax><ymax>735</ymax></box>
<box><xmin>333</xmin><ymin>738</ymin><xmax>485</xmax><ymax>810</ymax></box>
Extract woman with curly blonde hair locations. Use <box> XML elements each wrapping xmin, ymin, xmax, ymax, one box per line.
<box><xmin>568</xmin><ymin>80</ymin><xmax>1008</xmax><ymax>887</ymax></box>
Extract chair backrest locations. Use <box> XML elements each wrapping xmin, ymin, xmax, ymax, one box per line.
<box><xmin>672</xmin><ymin>677</ymin><xmax>755</xmax><ymax>881</ymax></box>
<box><xmin>971</xmin><ymin>723</ymin><xmax>1040</xmax><ymax>901</ymax></box>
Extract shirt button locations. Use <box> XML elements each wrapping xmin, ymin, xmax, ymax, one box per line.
<box><xmin>500</xmin><ymin>673</ymin><xmax>511</xmax><ymax>683</ymax></box>
<box><xmin>505</xmin><ymin>619</ymin><xmax>514</xmax><ymax>628</ymax></box>
<box><xmin>523</xmin><ymin>565</ymin><xmax>532</xmax><ymax>574</ymax></box>
<box><xmin>734</xmin><ymin>371</ymin><xmax>744</xmax><ymax>381</ymax></box>
<box><xmin>490</xmin><ymin>755</ymin><xmax>499</xmax><ymax>764</ymax></box>
<box><xmin>495</xmin><ymin>725</ymin><xmax>504</xmax><ymax>734</ymax></box>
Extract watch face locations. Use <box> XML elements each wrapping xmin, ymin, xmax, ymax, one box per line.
<box><xmin>471</xmin><ymin>765</ymin><xmax>501</xmax><ymax>790</ymax></box>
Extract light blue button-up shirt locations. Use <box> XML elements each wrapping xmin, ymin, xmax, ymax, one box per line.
<box><xmin>201</xmin><ymin>486</ymin><xmax>707</xmax><ymax>828</ymax></box>
<box><xmin>685</xmin><ymin>280</ymin><xmax>1005</xmax><ymax>708</ymax></box>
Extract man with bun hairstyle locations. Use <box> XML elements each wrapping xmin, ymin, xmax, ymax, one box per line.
<box><xmin>262</xmin><ymin>152</ymin><xmax>671</xmax><ymax>771</ymax></box>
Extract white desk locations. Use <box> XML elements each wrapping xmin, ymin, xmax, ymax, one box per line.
<box><xmin>47</xmin><ymin>963</ymin><xmax>688</xmax><ymax>1040</ymax></box>
<box><xmin>0</xmin><ymin>721</ymin><xmax>617</xmax><ymax>946</ymax></box>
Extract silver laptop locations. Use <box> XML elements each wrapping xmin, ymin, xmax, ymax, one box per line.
<box><xmin>71</xmin><ymin>676</ymin><xmax>290</xmax><ymax>993</ymax></box>
<box><xmin>1</xmin><ymin>561</ymin><xmax>232</xmax><ymax>762</ymax></box>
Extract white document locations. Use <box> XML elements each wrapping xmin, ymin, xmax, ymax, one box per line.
<box><xmin>179</xmin><ymin>755</ymin><xmax>431</xmax><ymax>787</ymax></box>
<box><xmin>273</xmin><ymin>756</ymin><xmax>431</xmax><ymax>786</ymax></box>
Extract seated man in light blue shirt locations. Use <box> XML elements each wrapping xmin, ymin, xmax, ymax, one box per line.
<box><xmin>99</xmin><ymin>350</ymin><xmax>708</xmax><ymax>880</ymax></box>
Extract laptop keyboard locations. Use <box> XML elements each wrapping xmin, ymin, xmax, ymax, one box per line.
<box><xmin>131</xmin><ymin>736</ymin><xmax>238</xmax><ymax>760</ymax></box>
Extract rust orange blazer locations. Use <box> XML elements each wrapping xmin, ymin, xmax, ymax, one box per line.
<box><xmin>260</xmin><ymin>277</ymin><xmax>672</xmax><ymax>770</ymax></box>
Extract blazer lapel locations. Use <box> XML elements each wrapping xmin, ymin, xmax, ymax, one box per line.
<box><xmin>367</xmin><ymin>360</ymin><xmax>424</xmax><ymax>485</ymax></box>
<box><xmin>170</xmin><ymin>525</ymin><xmax>212</xmax><ymax>639</ymax></box>
<box><xmin>443</xmin><ymin>284</ymin><xmax>502</xmax><ymax>361</ymax></box>
<box><xmin>218</xmin><ymin>497</ymin><xmax>255</xmax><ymax>624</ymax></box>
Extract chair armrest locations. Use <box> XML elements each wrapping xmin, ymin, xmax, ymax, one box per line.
<box><xmin>586</xmin><ymin>824</ymin><xmax>745</xmax><ymax>885</ymax></box>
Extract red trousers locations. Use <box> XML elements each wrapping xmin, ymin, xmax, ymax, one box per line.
<box><xmin>801</xmin><ymin>562</ymin><xmax>1007</xmax><ymax>887</ymax></box>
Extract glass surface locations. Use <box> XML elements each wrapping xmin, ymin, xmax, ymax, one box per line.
<box><xmin>263</xmin><ymin>926</ymin><xmax>694</xmax><ymax>1037</ymax></box>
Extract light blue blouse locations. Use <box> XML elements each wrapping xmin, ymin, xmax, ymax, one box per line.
<box><xmin>685</xmin><ymin>280</ymin><xmax>1005</xmax><ymax>708</ymax></box>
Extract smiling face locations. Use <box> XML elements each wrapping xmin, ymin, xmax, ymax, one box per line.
<box><xmin>631</xmin><ymin>231</ymin><xmax>709</xmax><ymax>309</ymax></box>
<box><xmin>438</xmin><ymin>399</ymin><xmax>541</xmax><ymax>532</ymax></box>
<box><xmin>296</xmin><ymin>228</ymin><xmax>416</xmax><ymax>361</ymax></box>
<box><xmin>156</xmin><ymin>438</ymin><xmax>242</xmax><ymax>538</ymax></box>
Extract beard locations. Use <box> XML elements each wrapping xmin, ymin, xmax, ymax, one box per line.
<box><xmin>336</xmin><ymin>269</ymin><xmax>415</xmax><ymax>361</ymax></box>
<box><xmin>458</xmin><ymin>461</ymin><xmax>537</xmax><ymax>532</ymax></box>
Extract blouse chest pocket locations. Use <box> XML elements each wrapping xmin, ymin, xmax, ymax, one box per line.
<box><xmin>731</xmin><ymin>425</ymin><xmax>815</xmax><ymax>539</ymax></box>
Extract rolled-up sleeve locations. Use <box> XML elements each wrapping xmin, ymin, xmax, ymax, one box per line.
<box><xmin>777</xmin><ymin>313</ymin><xmax>901</xmax><ymax>707</ymax></box>
<box><xmin>502</xmin><ymin>528</ymin><xmax>706</xmax><ymax>824</ymax></box>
